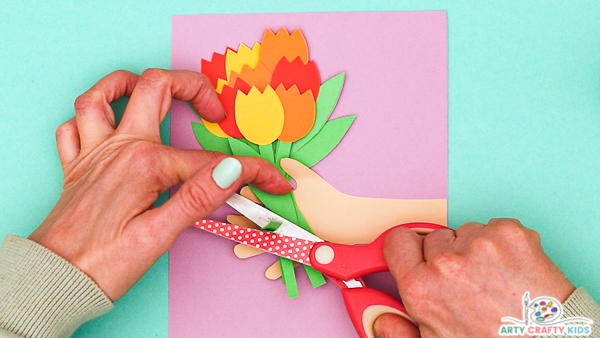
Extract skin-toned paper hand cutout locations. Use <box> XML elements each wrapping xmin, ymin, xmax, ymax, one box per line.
<box><xmin>281</xmin><ymin>158</ymin><xmax>448</xmax><ymax>245</ymax></box>
<box><xmin>240</xmin><ymin>186</ymin><xmax>261</xmax><ymax>204</ymax></box>
<box><xmin>229</xmin><ymin>189</ymin><xmax>288</xmax><ymax>280</ymax></box>
<box><xmin>230</xmin><ymin>160</ymin><xmax>447</xmax><ymax>283</ymax></box>
<box><xmin>234</xmin><ymin>244</ymin><xmax>264</xmax><ymax>259</ymax></box>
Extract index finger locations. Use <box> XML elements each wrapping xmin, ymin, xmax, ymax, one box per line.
<box><xmin>383</xmin><ymin>227</ymin><xmax>425</xmax><ymax>286</ymax></box>
<box><xmin>118</xmin><ymin>69</ymin><xmax>225</xmax><ymax>141</ymax></box>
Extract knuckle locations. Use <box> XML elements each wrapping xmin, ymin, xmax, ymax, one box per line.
<box><xmin>430</xmin><ymin>251</ymin><xmax>465</xmax><ymax>279</ymax></box>
<box><xmin>138</xmin><ymin>68</ymin><xmax>170</xmax><ymax>88</ymax></box>
<box><xmin>55</xmin><ymin>120</ymin><xmax>76</xmax><ymax>137</ymax></box>
<box><xmin>467</xmin><ymin>236</ymin><xmax>500</xmax><ymax>256</ymax></box>
<box><xmin>205</xmin><ymin>150</ymin><xmax>225</xmax><ymax>163</ymax></box>
<box><xmin>461</xmin><ymin>221</ymin><xmax>484</xmax><ymax>229</ymax></box>
<box><xmin>110</xmin><ymin>69</ymin><xmax>132</xmax><ymax>78</ymax></box>
<box><xmin>490</xmin><ymin>217</ymin><xmax>522</xmax><ymax>226</ymax></box>
<box><xmin>491</xmin><ymin>218</ymin><xmax>529</xmax><ymax>242</ymax></box>
<box><xmin>74</xmin><ymin>90</ymin><xmax>104</xmax><ymax>112</ymax></box>
<box><xmin>178</xmin><ymin>179</ymin><xmax>217</xmax><ymax>219</ymax></box>
<box><xmin>528</xmin><ymin>228</ymin><xmax>541</xmax><ymax>243</ymax></box>
<box><xmin>195</xmin><ymin>73</ymin><xmax>211</xmax><ymax>86</ymax></box>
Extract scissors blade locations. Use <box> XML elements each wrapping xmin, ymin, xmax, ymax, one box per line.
<box><xmin>226</xmin><ymin>193</ymin><xmax>323</xmax><ymax>243</ymax></box>
<box><xmin>194</xmin><ymin>219</ymin><xmax>316</xmax><ymax>265</ymax></box>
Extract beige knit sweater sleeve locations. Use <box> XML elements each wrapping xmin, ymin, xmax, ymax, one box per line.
<box><xmin>536</xmin><ymin>287</ymin><xmax>600</xmax><ymax>338</ymax></box>
<box><xmin>0</xmin><ymin>235</ymin><xmax>113</xmax><ymax>338</ymax></box>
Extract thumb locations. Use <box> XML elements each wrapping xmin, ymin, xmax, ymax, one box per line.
<box><xmin>134</xmin><ymin>155</ymin><xmax>292</xmax><ymax>242</ymax></box>
<box><xmin>374</xmin><ymin>314</ymin><xmax>421</xmax><ymax>338</ymax></box>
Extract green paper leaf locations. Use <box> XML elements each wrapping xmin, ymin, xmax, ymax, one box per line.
<box><xmin>242</xmin><ymin>138</ymin><xmax>260</xmax><ymax>153</ymax></box>
<box><xmin>292</xmin><ymin>73</ymin><xmax>345</xmax><ymax>153</ymax></box>
<box><xmin>291</xmin><ymin>115</ymin><xmax>356</xmax><ymax>168</ymax></box>
<box><xmin>280</xmin><ymin>257</ymin><xmax>298</xmax><ymax>298</ymax></box>
<box><xmin>191</xmin><ymin>122</ymin><xmax>232</xmax><ymax>155</ymax></box>
<box><xmin>249</xmin><ymin>187</ymin><xmax>299</xmax><ymax>225</ymax></box>
<box><xmin>276</xmin><ymin>141</ymin><xmax>291</xmax><ymax>164</ymax></box>
<box><xmin>228</xmin><ymin>137</ymin><xmax>260</xmax><ymax>157</ymax></box>
<box><xmin>304</xmin><ymin>265</ymin><xmax>327</xmax><ymax>288</ymax></box>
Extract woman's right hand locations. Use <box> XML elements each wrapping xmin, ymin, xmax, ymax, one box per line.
<box><xmin>375</xmin><ymin>218</ymin><xmax>574</xmax><ymax>338</ymax></box>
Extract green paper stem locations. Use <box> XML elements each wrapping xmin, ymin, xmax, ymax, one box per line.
<box><xmin>263</xmin><ymin>220</ymin><xmax>283</xmax><ymax>232</ymax></box>
<box><xmin>304</xmin><ymin>265</ymin><xmax>327</xmax><ymax>288</ymax></box>
<box><xmin>259</xmin><ymin>144</ymin><xmax>275</xmax><ymax>165</ymax></box>
<box><xmin>229</xmin><ymin>138</ymin><xmax>260</xmax><ymax>157</ymax></box>
<box><xmin>275</xmin><ymin>141</ymin><xmax>292</xmax><ymax>175</ymax></box>
<box><xmin>292</xmin><ymin>73</ymin><xmax>345</xmax><ymax>153</ymax></box>
<box><xmin>191</xmin><ymin>122</ymin><xmax>232</xmax><ymax>155</ymax></box>
<box><xmin>279</xmin><ymin>257</ymin><xmax>298</xmax><ymax>298</ymax></box>
<box><xmin>291</xmin><ymin>115</ymin><xmax>356</xmax><ymax>168</ymax></box>
<box><xmin>294</xmin><ymin>201</ymin><xmax>325</xmax><ymax>287</ymax></box>
<box><xmin>292</xmin><ymin>194</ymin><xmax>314</xmax><ymax>234</ymax></box>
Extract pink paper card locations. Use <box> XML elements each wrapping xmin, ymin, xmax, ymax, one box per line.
<box><xmin>170</xmin><ymin>11</ymin><xmax>447</xmax><ymax>337</ymax></box>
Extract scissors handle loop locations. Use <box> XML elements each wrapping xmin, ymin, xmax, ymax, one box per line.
<box><xmin>310</xmin><ymin>222</ymin><xmax>448</xmax><ymax>280</ymax></box>
<box><xmin>342</xmin><ymin>287</ymin><xmax>412</xmax><ymax>338</ymax></box>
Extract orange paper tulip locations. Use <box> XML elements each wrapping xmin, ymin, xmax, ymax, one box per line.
<box><xmin>200</xmin><ymin>28</ymin><xmax>321</xmax><ymax>145</ymax></box>
<box><xmin>276</xmin><ymin>85</ymin><xmax>316</xmax><ymax>143</ymax></box>
<box><xmin>259</xmin><ymin>28</ymin><xmax>309</xmax><ymax>73</ymax></box>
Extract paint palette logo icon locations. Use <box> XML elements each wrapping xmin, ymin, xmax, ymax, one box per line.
<box><xmin>501</xmin><ymin>291</ymin><xmax>593</xmax><ymax>335</ymax></box>
<box><xmin>529</xmin><ymin>297</ymin><xmax>562</xmax><ymax>324</ymax></box>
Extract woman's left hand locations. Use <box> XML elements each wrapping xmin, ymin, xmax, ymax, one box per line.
<box><xmin>29</xmin><ymin>69</ymin><xmax>292</xmax><ymax>301</ymax></box>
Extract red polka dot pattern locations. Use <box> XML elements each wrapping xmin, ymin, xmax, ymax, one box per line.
<box><xmin>194</xmin><ymin>219</ymin><xmax>316</xmax><ymax>265</ymax></box>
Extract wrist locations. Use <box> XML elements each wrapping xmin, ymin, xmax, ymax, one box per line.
<box><xmin>0</xmin><ymin>235</ymin><xmax>113</xmax><ymax>337</ymax></box>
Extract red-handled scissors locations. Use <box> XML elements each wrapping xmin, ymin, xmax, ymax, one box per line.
<box><xmin>194</xmin><ymin>194</ymin><xmax>447</xmax><ymax>338</ymax></box>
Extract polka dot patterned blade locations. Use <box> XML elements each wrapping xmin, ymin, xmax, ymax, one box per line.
<box><xmin>194</xmin><ymin>219</ymin><xmax>316</xmax><ymax>266</ymax></box>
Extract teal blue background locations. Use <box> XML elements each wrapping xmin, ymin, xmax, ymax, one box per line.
<box><xmin>1</xmin><ymin>1</ymin><xmax>599</xmax><ymax>336</ymax></box>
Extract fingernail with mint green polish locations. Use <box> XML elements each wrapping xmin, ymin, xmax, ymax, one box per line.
<box><xmin>212</xmin><ymin>157</ymin><xmax>242</xmax><ymax>189</ymax></box>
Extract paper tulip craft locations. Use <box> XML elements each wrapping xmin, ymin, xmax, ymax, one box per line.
<box><xmin>189</xmin><ymin>28</ymin><xmax>355</xmax><ymax>298</ymax></box>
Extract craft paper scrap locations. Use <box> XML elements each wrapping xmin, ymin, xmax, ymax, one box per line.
<box><xmin>171</xmin><ymin>11</ymin><xmax>447</xmax><ymax>337</ymax></box>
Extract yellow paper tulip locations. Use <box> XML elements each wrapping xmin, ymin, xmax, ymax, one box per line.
<box><xmin>235</xmin><ymin>86</ymin><xmax>285</xmax><ymax>145</ymax></box>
